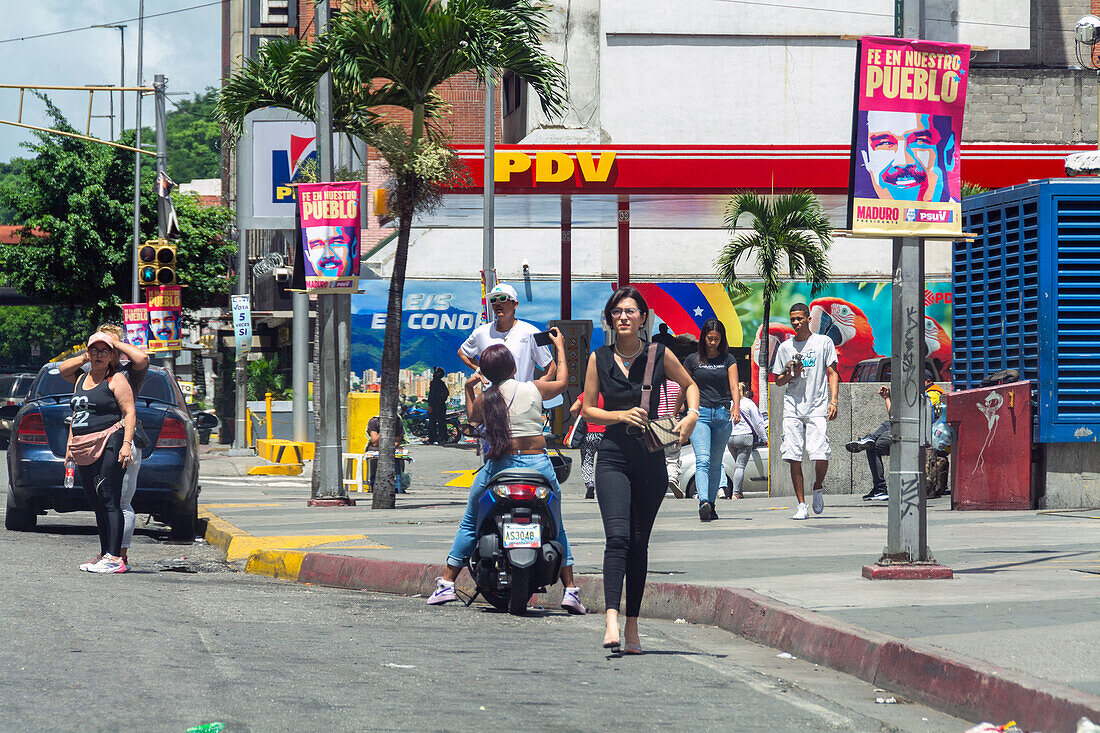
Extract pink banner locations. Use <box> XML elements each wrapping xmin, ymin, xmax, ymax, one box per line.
<box><xmin>849</xmin><ymin>36</ymin><xmax>970</xmax><ymax>236</ymax></box>
<box><xmin>122</xmin><ymin>303</ymin><xmax>150</xmax><ymax>351</ymax></box>
<box><xmin>297</xmin><ymin>181</ymin><xmax>361</xmax><ymax>293</ymax></box>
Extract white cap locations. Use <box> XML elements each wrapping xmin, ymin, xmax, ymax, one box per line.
<box><xmin>487</xmin><ymin>283</ymin><xmax>518</xmax><ymax>302</ymax></box>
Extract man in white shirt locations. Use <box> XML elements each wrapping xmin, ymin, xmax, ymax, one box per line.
<box><xmin>458</xmin><ymin>283</ymin><xmax>555</xmax><ymax>383</ymax></box>
<box><xmin>772</xmin><ymin>302</ymin><xmax>840</xmax><ymax>520</ymax></box>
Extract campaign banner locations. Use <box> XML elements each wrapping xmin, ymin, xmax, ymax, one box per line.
<box><xmin>297</xmin><ymin>181</ymin><xmax>361</xmax><ymax>293</ymax></box>
<box><xmin>146</xmin><ymin>285</ymin><xmax>182</xmax><ymax>351</ymax></box>
<box><xmin>122</xmin><ymin>303</ymin><xmax>150</xmax><ymax>351</ymax></box>
<box><xmin>848</xmin><ymin>36</ymin><xmax>970</xmax><ymax>237</ymax></box>
<box><xmin>232</xmin><ymin>294</ymin><xmax>252</xmax><ymax>353</ymax></box>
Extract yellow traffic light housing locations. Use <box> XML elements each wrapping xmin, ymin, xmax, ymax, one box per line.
<box><xmin>139</xmin><ymin>239</ymin><xmax>177</xmax><ymax>287</ymax></box>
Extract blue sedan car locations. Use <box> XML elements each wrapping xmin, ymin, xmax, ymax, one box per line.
<box><xmin>4</xmin><ymin>364</ymin><xmax>217</xmax><ymax>538</ymax></box>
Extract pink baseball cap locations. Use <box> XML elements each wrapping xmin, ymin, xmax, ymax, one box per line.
<box><xmin>87</xmin><ymin>332</ymin><xmax>115</xmax><ymax>350</ymax></box>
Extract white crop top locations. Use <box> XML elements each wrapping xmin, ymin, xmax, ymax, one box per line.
<box><xmin>498</xmin><ymin>379</ymin><xmax>544</xmax><ymax>439</ymax></box>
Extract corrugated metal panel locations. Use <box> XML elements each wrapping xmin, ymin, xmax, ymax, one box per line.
<box><xmin>1045</xmin><ymin>197</ymin><xmax>1100</xmax><ymax>440</ymax></box>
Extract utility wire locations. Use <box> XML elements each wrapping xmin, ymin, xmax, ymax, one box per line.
<box><xmin>0</xmin><ymin>1</ymin><xmax>222</xmax><ymax>45</ymax></box>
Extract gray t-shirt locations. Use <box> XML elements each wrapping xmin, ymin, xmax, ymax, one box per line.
<box><xmin>771</xmin><ymin>334</ymin><xmax>838</xmax><ymax>418</ymax></box>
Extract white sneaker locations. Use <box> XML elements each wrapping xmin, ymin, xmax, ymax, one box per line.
<box><xmin>812</xmin><ymin>489</ymin><xmax>824</xmax><ymax>514</ymax></box>
<box><xmin>86</xmin><ymin>554</ymin><xmax>125</xmax><ymax>574</ymax></box>
<box><xmin>792</xmin><ymin>503</ymin><xmax>810</xmax><ymax>520</ymax></box>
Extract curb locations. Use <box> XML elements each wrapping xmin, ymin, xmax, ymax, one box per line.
<box><xmin>202</xmin><ymin>518</ymin><xmax>1100</xmax><ymax>733</ymax></box>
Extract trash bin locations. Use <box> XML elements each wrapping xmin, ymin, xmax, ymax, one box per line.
<box><xmin>946</xmin><ymin>381</ymin><xmax>1033</xmax><ymax>510</ymax></box>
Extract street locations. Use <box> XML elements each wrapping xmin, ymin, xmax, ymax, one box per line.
<box><xmin>0</xmin><ymin>500</ymin><xmax>969</xmax><ymax>732</ymax></box>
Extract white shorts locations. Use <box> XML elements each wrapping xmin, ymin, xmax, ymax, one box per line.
<box><xmin>781</xmin><ymin>416</ymin><xmax>830</xmax><ymax>462</ymax></box>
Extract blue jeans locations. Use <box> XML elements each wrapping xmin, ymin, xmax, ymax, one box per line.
<box><xmin>446</xmin><ymin>452</ymin><xmax>574</xmax><ymax>568</ymax></box>
<box><xmin>690</xmin><ymin>405</ymin><xmax>732</xmax><ymax>505</ymax></box>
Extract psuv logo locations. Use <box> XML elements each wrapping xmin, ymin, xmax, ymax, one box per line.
<box><xmin>272</xmin><ymin>135</ymin><xmax>317</xmax><ymax>204</ymax></box>
<box><xmin>800</xmin><ymin>352</ymin><xmax>818</xmax><ymax>368</ymax></box>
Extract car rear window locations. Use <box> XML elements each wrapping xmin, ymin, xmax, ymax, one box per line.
<box><xmin>32</xmin><ymin>367</ymin><xmax>177</xmax><ymax>404</ymax></box>
<box><xmin>0</xmin><ymin>376</ymin><xmax>15</xmax><ymax>398</ymax></box>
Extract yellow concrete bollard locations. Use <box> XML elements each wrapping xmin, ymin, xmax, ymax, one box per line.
<box><xmin>265</xmin><ymin>392</ymin><xmax>274</xmax><ymax>440</ymax></box>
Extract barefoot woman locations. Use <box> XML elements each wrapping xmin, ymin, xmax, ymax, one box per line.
<box><xmin>582</xmin><ymin>287</ymin><xmax>699</xmax><ymax>653</ymax></box>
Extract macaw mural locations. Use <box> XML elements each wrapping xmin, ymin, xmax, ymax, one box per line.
<box><xmin>809</xmin><ymin>297</ymin><xmax>883</xmax><ymax>381</ymax></box>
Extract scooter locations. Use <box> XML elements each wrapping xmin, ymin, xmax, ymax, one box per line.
<box><xmin>467</xmin><ymin>468</ymin><xmax>565</xmax><ymax>615</ymax></box>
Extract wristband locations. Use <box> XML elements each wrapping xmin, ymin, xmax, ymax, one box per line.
<box><xmin>687</xmin><ymin>408</ymin><xmax>700</xmax><ymax>415</ymax></box>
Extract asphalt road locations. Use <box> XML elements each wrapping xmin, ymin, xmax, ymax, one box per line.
<box><xmin>0</xmin><ymin>500</ymin><xmax>975</xmax><ymax>732</ymax></box>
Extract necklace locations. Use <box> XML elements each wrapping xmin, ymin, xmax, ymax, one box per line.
<box><xmin>614</xmin><ymin>340</ymin><xmax>644</xmax><ymax>368</ymax></box>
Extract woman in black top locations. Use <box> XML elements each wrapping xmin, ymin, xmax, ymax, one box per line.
<box><xmin>64</xmin><ymin>332</ymin><xmax>137</xmax><ymax>574</ymax></box>
<box><xmin>582</xmin><ymin>287</ymin><xmax>700</xmax><ymax>653</ymax></box>
<box><xmin>681</xmin><ymin>319</ymin><xmax>740</xmax><ymax>522</ymax></box>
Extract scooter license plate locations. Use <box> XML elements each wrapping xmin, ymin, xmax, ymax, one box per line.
<box><xmin>502</xmin><ymin>523</ymin><xmax>540</xmax><ymax>549</ymax></box>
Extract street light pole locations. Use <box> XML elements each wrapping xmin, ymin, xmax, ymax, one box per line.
<box><xmin>483</xmin><ymin>72</ymin><xmax>496</xmax><ymax>292</ymax></box>
<box><xmin>92</xmin><ymin>24</ymin><xmax>125</xmax><ymax>136</ymax></box>
<box><xmin>130</xmin><ymin>3</ymin><xmax>144</xmax><ymax>304</ymax></box>
<box><xmin>309</xmin><ymin>0</ymin><xmax>348</xmax><ymax>504</ymax></box>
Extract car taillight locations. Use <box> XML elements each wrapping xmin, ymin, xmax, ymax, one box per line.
<box><xmin>156</xmin><ymin>416</ymin><xmax>188</xmax><ymax>448</ymax></box>
<box><xmin>16</xmin><ymin>413</ymin><xmax>48</xmax><ymax>444</ymax></box>
<box><xmin>492</xmin><ymin>483</ymin><xmax>539</xmax><ymax>500</ymax></box>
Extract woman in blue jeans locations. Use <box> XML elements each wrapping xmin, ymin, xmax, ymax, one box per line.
<box><xmin>427</xmin><ymin>335</ymin><xmax>586</xmax><ymax>614</ymax></box>
<box><xmin>681</xmin><ymin>319</ymin><xmax>740</xmax><ymax>521</ymax></box>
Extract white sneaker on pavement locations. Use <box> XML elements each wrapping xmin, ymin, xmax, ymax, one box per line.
<box><xmin>792</xmin><ymin>503</ymin><xmax>810</xmax><ymax>520</ymax></box>
<box><xmin>427</xmin><ymin>577</ymin><xmax>458</xmax><ymax>605</ymax></box>
<box><xmin>561</xmin><ymin>586</ymin><xmax>587</xmax><ymax>615</ymax></box>
<box><xmin>812</xmin><ymin>489</ymin><xmax>824</xmax><ymax>514</ymax></box>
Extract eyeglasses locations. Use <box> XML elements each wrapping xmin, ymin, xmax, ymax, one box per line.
<box><xmin>610</xmin><ymin>308</ymin><xmax>640</xmax><ymax>318</ymax></box>
<box><xmin>488</xmin><ymin>295</ymin><xmax>513</xmax><ymax>305</ymax></box>
<box><xmin>87</xmin><ymin>347</ymin><xmax>113</xmax><ymax>356</ymax></box>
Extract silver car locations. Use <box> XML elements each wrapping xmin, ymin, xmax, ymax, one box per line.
<box><xmin>678</xmin><ymin>441</ymin><xmax>769</xmax><ymax>498</ymax></box>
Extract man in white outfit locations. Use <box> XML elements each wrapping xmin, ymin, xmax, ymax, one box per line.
<box><xmin>457</xmin><ymin>283</ymin><xmax>555</xmax><ymax>383</ymax></box>
<box><xmin>772</xmin><ymin>303</ymin><xmax>840</xmax><ymax>520</ymax></box>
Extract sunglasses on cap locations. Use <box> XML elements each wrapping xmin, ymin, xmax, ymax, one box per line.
<box><xmin>488</xmin><ymin>294</ymin><xmax>514</xmax><ymax>305</ymax></box>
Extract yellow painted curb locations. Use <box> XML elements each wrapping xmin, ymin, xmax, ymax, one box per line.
<box><xmin>246</xmin><ymin>549</ymin><xmax>307</xmax><ymax>580</ymax></box>
<box><xmin>444</xmin><ymin>468</ymin><xmax>479</xmax><ymax>488</ymax></box>
<box><xmin>246</xmin><ymin>463</ymin><xmax>304</xmax><ymax>476</ymax></box>
<box><xmin>200</xmin><ymin>506</ymin><xmax>369</xmax><ymax>562</ymax></box>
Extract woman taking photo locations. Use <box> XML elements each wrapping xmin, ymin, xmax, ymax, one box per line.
<box><xmin>64</xmin><ymin>332</ymin><xmax>137</xmax><ymax>574</ymax></box>
<box><xmin>582</xmin><ymin>287</ymin><xmax>700</xmax><ymax>653</ymax></box>
<box><xmin>427</xmin><ymin>330</ymin><xmax>586</xmax><ymax>615</ymax></box>
<box><xmin>681</xmin><ymin>319</ymin><xmax>740</xmax><ymax>522</ymax></box>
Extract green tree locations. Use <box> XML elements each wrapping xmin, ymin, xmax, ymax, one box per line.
<box><xmin>217</xmin><ymin>0</ymin><xmax>566</xmax><ymax>508</ymax></box>
<box><xmin>0</xmin><ymin>158</ymin><xmax>27</xmax><ymax>225</ymax></box>
<box><xmin>0</xmin><ymin>98</ymin><xmax>236</xmax><ymax>323</ymax></box>
<box><xmin>0</xmin><ymin>306</ymin><xmax>94</xmax><ymax>364</ymax></box>
<box><xmin>163</xmin><ymin>88</ymin><xmax>223</xmax><ymax>183</ymax></box>
<box><xmin>247</xmin><ymin>355</ymin><xmax>290</xmax><ymax>400</ymax></box>
<box><xmin>716</xmin><ymin>191</ymin><xmax>833</xmax><ymax>408</ymax></box>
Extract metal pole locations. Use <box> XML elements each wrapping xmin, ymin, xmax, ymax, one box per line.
<box><xmin>130</xmin><ymin>1</ymin><xmax>143</xmax><ymax>304</ymax></box>
<box><xmin>311</xmin><ymin>0</ymin><xmax>346</xmax><ymax>501</ymax></box>
<box><xmin>119</xmin><ymin>27</ymin><xmax>125</xmax><ymax>133</ymax></box>
<box><xmin>229</xmin><ymin>0</ymin><xmax>250</xmax><ymax>454</ymax></box>
<box><xmin>154</xmin><ymin>74</ymin><xmax>175</xmax><ymax>378</ymax></box>
<box><xmin>483</xmin><ymin>72</ymin><xmax>496</xmax><ymax>291</ymax></box>
<box><xmin>336</xmin><ymin>137</ymin><xmax>353</xmax><ymax>450</ymax></box>
<box><xmin>882</xmin><ymin>236</ymin><xmax>929</xmax><ymax>562</ymax></box>
<box><xmin>292</xmin><ymin>288</ymin><xmax>309</xmax><ymax>442</ymax></box>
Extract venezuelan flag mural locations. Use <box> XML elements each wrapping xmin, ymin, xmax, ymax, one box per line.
<box><xmin>632</xmin><ymin>283</ymin><xmax>743</xmax><ymax>347</ymax></box>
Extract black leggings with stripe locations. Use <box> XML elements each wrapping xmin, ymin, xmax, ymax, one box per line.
<box><xmin>77</xmin><ymin>431</ymin><xmax>126</xmax><ymax>557</ymax></box>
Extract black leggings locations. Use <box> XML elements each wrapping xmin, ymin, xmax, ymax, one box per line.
<box><xmin>78</xmin><ymin>432</ymin><xmax>126</xmax><ymax>557</ymax></box>
<box><xmin>595</xmin><ymin>432</ymin><xmax>667</xmax><ymax>617</ymax></box>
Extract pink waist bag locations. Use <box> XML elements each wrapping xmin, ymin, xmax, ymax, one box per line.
<box><xmin>69</xmin><ymin>422</ymin><xmax>123</xmax><ymax>466</ymax></box>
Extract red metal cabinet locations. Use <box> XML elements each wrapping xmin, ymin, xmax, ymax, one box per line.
<box><xmin>946</xmin><ymin>381</ymin><xmax>1033</xmax><ymax>510</ymax></box>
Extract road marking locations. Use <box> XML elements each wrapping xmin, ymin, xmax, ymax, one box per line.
<box><xmin>677</xmin><ymin>652</ymin><xmax>855</xmax><ymax>727</ymax></box>
<box><xmin>200</xmin><ymin>503</ymin><xmax>285</xmax><ymax>509</ymax></box>
<box><xmin>199</xmin><ymin>507</ymin><xmax>373</xmax><ymax>561</ymax></box>
<box><xmin>443</xmin><ymin>469</ymin><xmax>479</xmax><ymax>488</ymax></box>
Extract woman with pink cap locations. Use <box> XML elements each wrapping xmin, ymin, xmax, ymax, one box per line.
<box><xmin>63</xmin><ymin>332</ymin><xmax>137</xmax><ymax>573</ymax></box>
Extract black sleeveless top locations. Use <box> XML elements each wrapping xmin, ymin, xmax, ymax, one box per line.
<box><xmin>70</xmin><ymin>373</ymin><xmax>122</xmax><ymax>436</ymax></box>
<box><xmin>595</xmin><ymin>342</ymin><xmax>668</xmax><ymax>421</ymax></box>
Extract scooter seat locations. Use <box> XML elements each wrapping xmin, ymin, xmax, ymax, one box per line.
<box><xmin>487</xmin><ymin>468</ymin><xmax>549</xmax><ymax>486</ymax></box>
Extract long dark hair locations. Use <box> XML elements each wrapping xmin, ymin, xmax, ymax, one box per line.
<box><xmin>697</xmin><ymin>318</ymin><xmax>729</xmax><ymax>360</ymax></box>
<box><xmin>603</xmin><ymin>286</ymin><xmax>649</xmax><ymax>327</ymax></box>
<box><xmin>479</xmin><ymin>344</ymin><xmax>516</xmax><ymax>460</ymax></box>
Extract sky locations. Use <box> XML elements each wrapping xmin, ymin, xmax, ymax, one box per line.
<box><xmin>0</xmin><ymin>0</ymin><xmax>222</xmax><ymax>163</ymax></box>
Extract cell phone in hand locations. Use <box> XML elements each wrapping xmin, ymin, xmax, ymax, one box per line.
<box><xmin>533</xmin><ymin>330</ymin><xmax>553</xmax><ymax>347</ymax></box>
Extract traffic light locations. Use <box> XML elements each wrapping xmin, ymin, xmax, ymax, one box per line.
<box><xmin>139</xmin><ymin>239</ymin><xmax>177</xmax><ymax>287</ymax></box>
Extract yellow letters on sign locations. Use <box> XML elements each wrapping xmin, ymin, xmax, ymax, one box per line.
<box><xmin>535</xmin><ymin>152</ymin><xmax>575</xmax><ymax>182</ymax></box>
<box><xmin>576</xmin><ymin>152</ymin><xmax>616</xmax><ymax>182</ymax></box>
<box><xmin>495</xmin><ymin>152</ymin><xmax>532</xmax><ymax>182</ymax></box>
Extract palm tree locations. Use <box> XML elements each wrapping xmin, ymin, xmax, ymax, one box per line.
<box><xmin>217</xmin><ymin>0</ymin><xmax>566</xmax><ymax>508</ymax></box>
<box><xmin>715</xmin><ymin>191</ymin><xmax>833</xmax><ymax>413</ymax></box>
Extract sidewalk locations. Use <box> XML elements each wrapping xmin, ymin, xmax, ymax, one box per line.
<box><xmin>197</xmin><ymin>444</ymin><xmax>1100</xmax><ymax>732</ymax></box>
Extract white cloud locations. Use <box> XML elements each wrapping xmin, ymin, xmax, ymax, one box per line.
<box><xmin>0</xmin><ymin>0</ymin><xmax>221</xmax><ymax>162</ymax></box>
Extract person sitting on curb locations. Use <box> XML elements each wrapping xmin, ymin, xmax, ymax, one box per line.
<box><xmin>847</xmin><ymin>377</ymin><xmax>951</xmax><ymax>501</ymax></box>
